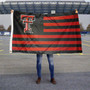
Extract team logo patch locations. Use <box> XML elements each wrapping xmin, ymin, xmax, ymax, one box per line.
<box><xmin>21</xmin><ymin>15</ymin><xmax>35</xmax><ymax>33</ymax></box>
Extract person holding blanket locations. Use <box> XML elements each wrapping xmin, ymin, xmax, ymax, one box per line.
<box><xmin>36</xmin><ymin>9</ymin><xmax>78</xmax><ymax>84</ymax></box>
<box><xmin>11</xmin><ymin>9</ymin><xmax>78</xmax><ymax>85</ymax></box>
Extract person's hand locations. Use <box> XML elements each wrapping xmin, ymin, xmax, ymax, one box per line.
<box><xmin>11</xmin><ymin>10</ymin><xmax>14</xmax><ymax>13</ymax></box>
<box><xmin>75</xmin><ymin>9</ymin><xmax>78</xmax><ymax>13</ymax></box>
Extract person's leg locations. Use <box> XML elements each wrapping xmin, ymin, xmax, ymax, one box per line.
<box><xmin>36</xmin><ymin>54</ymin><xmax>43</xmax><ymax>84</ymax></box>
<box><xmin>36</xmin><ymin>54</ymin><xmax>43</xmax><ymax>78</ymax></box>
<box><xmin>47</xmin><ymin>54</ymin><xmax>54</xmax><ymax>79</ymax></box>
<box><xmin>47</xmin><ymin>54</ymin><xmax>56</xmax><ymax>84</ymax></box>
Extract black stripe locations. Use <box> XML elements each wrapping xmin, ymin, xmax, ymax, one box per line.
<box><xmin>43</xmin><ymin>18</ymin><xmax>78</xmax><ymax>23</ymax></box>
<box><xmin>13</xmin><ymin>31</ymin><xmax>81</xmax><ymax>35</ymax></box>
<box><xmin>13</xmin><ymin>44</ymin><xmax>82</xmax><ymax>47</ymax></box>
<box><xmin>17</xmin><ymin>32</ymin><xmax>81</xmax><ymax>35</ymax></box>
<box><xmin>25</xmin><ymin>32</ymin><xmax>81</xmax><ymax>35</ymax></box>
<box><xmin>43</xmin><ymin>32</ymin><xmax>81</xmax><ymax>35</ymax></box>
<box><xmin>12</xmin><ymin>50</ymin><xmax>82</xmax><ymax>54</ymax></box>
<box><xmin>13</xmin><ymin>38</ymin><xmax>81</xmax><ymax>41</ymax></box>
<box><xmin>44</xmin><ymin>25</ymin><xmax>80</xmax><ymax>29</ymax></box>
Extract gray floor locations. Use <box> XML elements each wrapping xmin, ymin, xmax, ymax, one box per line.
<box><xmin>0</xmin><ymin>35</ymin><xmax>90</xmax><ymax>90</ymax></box>
<box><xmin>0</xmin><ymin>72</ymin><xmax>90</xmax><ymax>90</ymax></box>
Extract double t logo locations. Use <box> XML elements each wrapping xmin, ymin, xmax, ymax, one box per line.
<box><xmin>21</xmin><ymin>15</ymin><xmax>35</xmax><ymax>33</ymax></box>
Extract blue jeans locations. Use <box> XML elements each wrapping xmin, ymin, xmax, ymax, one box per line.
<box><xmin>36</xmin><ymin>54</ymin><xmax>54</xmax><ymax>79</ymax></box>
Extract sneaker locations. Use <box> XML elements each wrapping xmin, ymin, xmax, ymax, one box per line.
<box><xmin>36</xmin><ymin>77</ymin><xmax>41</xmax><ymax>84</ymax></box>
<box><xmin>50</xmin><ymin>78</ymin><xmax>56</xmax><ymax>84</ymax></box>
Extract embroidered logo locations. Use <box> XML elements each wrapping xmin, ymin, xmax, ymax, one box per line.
<box><xmin>21</xmin><ymin>15</ymin><xmax>35</xmax><ymax>33</ymax></box>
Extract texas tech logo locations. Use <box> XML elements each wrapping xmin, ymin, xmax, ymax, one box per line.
<box><xmin>21</xmin><ymin>15</ymin><xmax>35</xmax><ymax>33</ymax></box>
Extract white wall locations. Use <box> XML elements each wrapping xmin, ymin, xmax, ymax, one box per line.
<box><xmin>79</xmin><ymin>14</ymin><xmax>90</xmax><ymax>30</ymax></box>
<box><xmin>0</xmin><ymin>14</ymin><xmax>11</xmax><ymax>29</ymax></box>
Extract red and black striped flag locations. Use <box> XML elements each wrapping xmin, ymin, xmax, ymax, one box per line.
<box><xmin>10</xmin><ymin>10</ymin><xmax>82</xmax><ymax>54</ymax></box>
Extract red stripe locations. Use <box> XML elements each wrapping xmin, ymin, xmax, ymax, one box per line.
<box><xmin>43</xmin><ymin>14</ymin><xmax>78</xmax><ymax>20</ymax></box>
<box><xmin>12</xmin><ymin>47</ymin><xmax>82</xmax><ymax>51</ymax></box>
<box><xmin>12</xmin><ymin>41</ymin><xmax>81</xmax><ymax>45</ymax></box>
<box><xmin>13</xmin><ymin>35</ymin><xmax>81</xmax><ymax>38</ymax></box>
<box><xmin>44</xmin><ymin>28</ymin><xmax>80</xmax><ymax>32</ymax></box>
<box><xmin>43</xmin><ymin>22</ymin><xmax>79</xmax><ymax>26</ymax></box>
